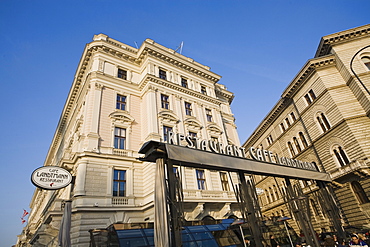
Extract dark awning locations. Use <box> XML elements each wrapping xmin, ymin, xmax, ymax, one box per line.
<box><xmin>139</xmin><ymin>141</ymin><xmax>331</xmax><ymax>182</ymax></box>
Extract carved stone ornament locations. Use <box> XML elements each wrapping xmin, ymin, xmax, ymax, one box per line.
<box><xmin>109</xmin><ymin>111</ymin><xmax>135</xmax><ymax>125</ymax></box>
<box><xmin>206</xmin><ymin>123</ymin><xmax>223</xmax><ymax>135</ymax></box>
<box><xmin>158</xmin><ymin>110</ymin><xmax>180</xmax><ymax>124</ymax></box>
<box><xmin>184</xmin><ymin>117</ymin><xmax>203</xmax><ymax>130</ymax></box>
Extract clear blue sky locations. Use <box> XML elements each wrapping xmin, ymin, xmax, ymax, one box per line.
<box><xmin>0</xmin><ymin>0</ymin><xmax>369</xmax><ymax>245</ymax></box>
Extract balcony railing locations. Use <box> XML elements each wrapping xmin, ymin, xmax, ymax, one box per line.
<box><xmin>330</xmin><ymin>159</ymin><xmax>369</xmax><ymax>180</ymax></box>
<box><xmin>113</xmin><ymin>149</ymin><xmax>133</xmax><ymax>157</ymax></box>
<box><xmin>112</xmin><ymin>197</ymin><xmax>129</xmax><ymax>205</ymax></box>
<box><xmin>183</xmin><ymin>189</ymin><xmax>236</xmax><ymax>201</ymax></box>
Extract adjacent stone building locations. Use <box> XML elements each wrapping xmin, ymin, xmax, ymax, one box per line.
<box><xmin>243</xmin><ymin>24</ymin><xmax>370</xmax><ymax>233</ymax></box>
<box><xmin>16</xmin><ymin>35</ymin><xmax>241</xmax><ymax>246</ymax></box>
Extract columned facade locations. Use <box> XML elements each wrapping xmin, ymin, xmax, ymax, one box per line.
<box><xmin>17</xmin><ymin>35</ymin><xmax>241</xmax><ymax>246</ymax></box>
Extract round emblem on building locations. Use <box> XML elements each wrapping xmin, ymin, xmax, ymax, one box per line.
<box><xmin>31</xmin><ymin>166</ymin><xmax>72</xmax><ymax>190</ymax></box>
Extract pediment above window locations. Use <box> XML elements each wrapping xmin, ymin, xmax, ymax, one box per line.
<box><xmin>206</xmin><ymin>123</ymin><xmax>223</xmax><ymax>135</ymax></box>
<box><xmin>184</xmin><ymin>117</ymin><xmax>203</xmax><ymax>130</ymax></box>
<box><xmin>158</xmin><ymin>110</ymin><xmax>180</xmax><ymax>124</ymax></box>
<box><xmin>110</xmin><ymin>111</ymin><xmax>135</xmax><ymax>125</ymax></box>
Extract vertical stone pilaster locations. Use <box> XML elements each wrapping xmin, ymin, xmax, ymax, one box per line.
<box><xmin>86</xmin><ymin>83</ymin><xmax>103</xmax><ymax>152</ymax></box>
<box><xmin>74</xmin><ymin>162</ymin><xmax>87</xmax><ymax>196</ymax></box>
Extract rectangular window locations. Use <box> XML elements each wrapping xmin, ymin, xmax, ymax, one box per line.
<box><xmin>185</xmin><ymin>102</ymin><xmax>192</xmax><ymax>116</ymax></box>
<box><xmin>309</xmin><ymin>89</ymin><xmax>316</xmax><ymax>100</ymax></box>
<box><xmin>159</xmin><ymin>69</ymin><xmax>167</xmax><ymax>80</ymax></box>
<box><xmin>161</xmin><ymin>94</ymin><xmax>169</xmax><ymax>109</ymax></box>
<box><xmin>201</xmin><ymin>85</ymin><xmax>207</xmax><ymax>95</ymax></box>
<box><xmin>196</xmin><ymin>169</ymin><xmax>206</xmax><ymax>190</ymax></box>
<box><xmin>116</xmin><ymin>94</ymin><xmax>126</xmax><ymax>111</ymax></box>
<box><xmin>163</xmin><ymin>126</ymin><xmax>173</xmax><ymax>142</ymax></box>
<box><xmin>280</xmin><ymin>123</ymin><xmax>286</xmax><ymax>132</ymax></box>
<box><xmin>114</xmin><ymin>127</ymin><xmax>126</xmax><ymax>149</ymax></box>
<box><xmin>117</xmin><ymin>69</ymin><xmax>127</xmax><ymax>80</ymax></box>
<box><xmin>267</xmin><ymin>135</ymin><xmax>273</xmax><ymax>145</ymax></box>
<box><xmin>304</xmin><ymin>89</ymin><xmax>316</xmax><ymax>105</ymax></box>
<box><xmin>304</xmin><ymin>94</ymin><xmax>312</xmax><ymax>104</ymax></box>
<box><xmin>211</xmin><ymin>136</ymin><xmax>218</xmax><ymax>143</ymax></box>
<box><xmin>113</xmin><ymin>170</ymin><xmax>126</xmax><ymax>197</ymax></box>
<box><xmin>285</xmin><ymin>118</ymin><xmax>291</xmax><ymax>127</ymax></box>
<box><xmin>205</xmin><ymin>108</ymin><xmax>213</xmax><ymax>122</ymax></box>
<box><xmin>290</xmin><ymin>112</ymin><xmax>296</xmax><ymax>122</ymax></box>
<box><xmin>189</xmin><ymin>131</ymin><xmax>197</xmax><ymax>138</ymax></box>
<box><xmin>220</xmin><ymin>172</ymin><xmax>229</xmax><ymax>191</ymax></box>
<box><xmin>181</xmin><ymin>78</ymin><xmax>188</xmax><ymax>88</ymax></box>
<box><xmin>173</xmin><ymin>167</ymin><xmax>179</xmax><ymax>177</ymax></box>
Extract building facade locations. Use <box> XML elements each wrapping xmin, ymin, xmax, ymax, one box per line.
<box><xmin>17</xmin><ymin>35</ymin><xmax>242</xmax><ymax>246</ymax></box>
<box><xmin>243</xmin><ymin>24</ymin><xmax>370</xmax><ymax>234</ymax></box>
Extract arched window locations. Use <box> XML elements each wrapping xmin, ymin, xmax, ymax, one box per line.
<box><xmin>333</xmin><ymin>146</ymin><xmax>350</xmax><ymax>166</ymax></box>
<box><xmin>288</xmin><ymin>142</ymin><xmax>295</xmax><ymax>156</ymax></box>
<box><xmin>317</xmin><ymin>113</ymin><xmax>331</xmax><ymax>132</ymax></box>
<box><xmin>299</xmin><ymin>132</ymin><xmax>309</xmax><ymax>148</ymax></box>
<box><xmin>351</xmin><ymin>181</ymin><xmax>370</xmax><ymax>204</ymax></box>
<box><xmin>361</xmin><ymin>56</ymin><xmax>370</xmax><ymax>70</ymax></box>
<box><xmin>293</xmin><ymin>137</ymin><xmax>302</xmax><ymax>152</ymax></box>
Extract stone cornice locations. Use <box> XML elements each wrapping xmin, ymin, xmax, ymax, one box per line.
<box><xmin>142</xmin><ymin>47</ymin><xmax>220</xmax><ymax>83</ymax></box>
<box><xmin>89</xmin><ymin>36</ymin><xmax>222</xmax><ymax>83</ymax></box>
<box><xmin>244</xmin><ymin>55</ymin><xmax>336</xmax><ymax>146</ymax></box>
<box><xmin>46</xmin><ymin>45</ymin><xmax>94</xmax><ymax>165</ymax></box>
<box><xmin>139</xmin><ymin>74</ymin><xmax>221</xmax><ymax>105</ymax></box>
<box><xmin>215</xmin><ymin>84</ymin><xmax>234</xmax><ymax>104</ymax></box>
<box><xmin>89</xmin><ymin>43</ymin><xmax>141</xmax><ymax>65</ymax></box>
<box><xmin>282</xmin><ymin>55</ymin><xmax>336</xmax><ymax>98</ymax></box>
<box><xmin>243</xmin><ymin>98</ymin><xmax>291</xmax><ymax>148</ymax></box>
<box><xmin>315</xmin><ymin>24</ymin><xmax>370</xmax><ymax>58</ymax></box>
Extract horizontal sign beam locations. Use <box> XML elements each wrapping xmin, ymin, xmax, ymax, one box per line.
<box><xmin>139</xmin><ymin>141</ymin><xmax>331</xmax><ymax>182</ymax></box>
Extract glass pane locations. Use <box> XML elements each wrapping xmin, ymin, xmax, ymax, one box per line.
<box><xmin>119</xmin><ymin>229</ymin><xmax>144</xmax><ymax>238</ymax></box>
<box><xmin>114</xmin><ymin>137</ymin><xmax>119</xmax><ymax>149</ymax></box>
<box><xmin>119</xmin><ymin>170</ymin><xmax>126</xmax><ymax>180</ymax></box>
<box><xmin>119</xmin><ymin>182</ymin><xmax>126</xmax><ymax>196</ymax></box>
<box><xmin>188</xmin><ymin>225</ymin><xmax>208</xmax><ymax>233</ymax></box>
<box><xmin>182</xmin><ymin>232</ymin><xmax>194</xmax><ymax>242</ymax></box>
<box><xmin>120</xmin><ymin>138</ymin><xmax>125</xmax><ymax>149</ymax></box>
<box><xmin>205</xmin><ymin>225</ymin><xmax>224</xmax><ymax>231</ymax></box>
<box><xmin>196</xmin><ymin>239</ymin><xmax>218</xmax><ymax>246</ymax></box>
<box><xmin>114</xmin><ymin>170</ymin><xmax>119</xmax><ymax>180</ymax></box>
<box><xmin>119</xmin><ymin>238</ymin><xmax>146</xmax><ymax>247</ymax></box>
<box><xmin>113</xmin><ymin>182</ymin><xmax>118</xmax><ymax>196</ymax></box>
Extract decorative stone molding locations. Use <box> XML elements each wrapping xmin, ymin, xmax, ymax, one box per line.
<box><xmin>158</xmin><ymin>110</ymin><xmax>180</xmax><ymax>125</ymax></box>
<box><xmin>206</xmin><ymin>123</ymin><xmax>223</xmax><ymax>136</ymax></box>
<box><xmin>144</xmin><ymin>47</ymin><xmax>219</xmax><ymax>83</ymax></box>
<box><xmin>139</xmin><ymin>74</ymin><xmax>221</xmax><ymax>105</ymax></box>
<box><xmin>109</xmin><ymin>111</ymin><xmax>135</xmax><ymax>126</ymax></box>
<box><xmin>184</xmin><ymin>117</ymin><xmax>203</xmax><ymax>131</ymax></box>
<box><xmin>316</xmin><ymin>25</ymin><xmax>370</xmax><ymax>57</ymax></box>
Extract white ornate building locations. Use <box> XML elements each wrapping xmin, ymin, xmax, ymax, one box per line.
<box><xmin>16</xmin><ymin>34</ymin><xmax>241</xmax><ymax>246</ymax></box>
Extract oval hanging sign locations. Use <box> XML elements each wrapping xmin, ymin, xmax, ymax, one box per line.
<box><xmin>31</xmin><ymin>166</ymin><xmax>72</xmax><ymax>190</ymax></box>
